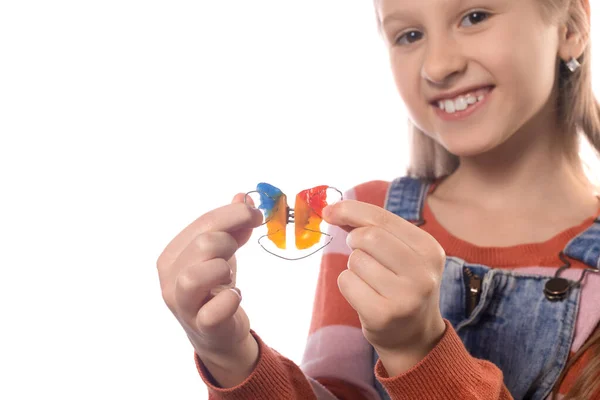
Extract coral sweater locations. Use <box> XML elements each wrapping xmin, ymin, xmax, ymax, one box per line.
<box><xmin>194</xmin><ymin>179</ymin><xmax>600</xmax><ymax>399</ymax></box>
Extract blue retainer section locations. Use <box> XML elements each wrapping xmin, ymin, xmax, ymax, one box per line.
<box><xmin>256</xmin><ymin>182</ymin><xmax>283</xmax><ymax>214</ymax></box>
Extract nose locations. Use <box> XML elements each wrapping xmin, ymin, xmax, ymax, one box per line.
<box><xmin>421</xmin><ymin>33</ymin><xmax>467</xmax><ymax>85</ymax></box>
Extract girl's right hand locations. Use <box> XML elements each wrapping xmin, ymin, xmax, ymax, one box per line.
<box><xmin>156</xmin><ymin>193</ymin><xmax>264</xmax><ymax>386</ymax></box>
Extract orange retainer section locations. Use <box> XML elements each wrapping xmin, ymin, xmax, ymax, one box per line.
<box><xmin>294</xmin><ymin>185</ymin><xmax>328</xmax><ymax>249</ymax></box>
<box><xmin>260</xmin><ymin>184</ymin><xmax>329</xmax><ymax>250</ymax></box>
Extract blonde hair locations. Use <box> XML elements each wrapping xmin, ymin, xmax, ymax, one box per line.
<box><xmin>373</xmin><ymin>0</ymin><xmax>600</xmax><ymax>398</ymax></box>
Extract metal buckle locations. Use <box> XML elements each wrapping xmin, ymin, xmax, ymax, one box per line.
<box><xmin>544</xmin><ymin>251</ymin><xmax>599</xmax><ymax>301</ymax></box>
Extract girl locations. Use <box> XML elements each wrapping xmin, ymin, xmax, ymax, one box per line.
<box><xmin>157</xmin><ymin>0</ymin><xmax>600</xmax><ymax>398</ymax></box>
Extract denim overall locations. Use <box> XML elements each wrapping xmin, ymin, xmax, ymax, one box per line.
<box><xmin>372</xmin><ymin>176</ymin><xmax>600</xmax><ymax>400</ymax></box>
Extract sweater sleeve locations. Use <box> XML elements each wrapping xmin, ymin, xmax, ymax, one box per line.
<box><xmin>374</xmin><ymin>319</ymin><xmax>514</xmax><ymax>400</ymax></box>
<box><xmin>194</xmin><ymin>331</ymin><xmax>337</xmax><ymax>400</ymax></box>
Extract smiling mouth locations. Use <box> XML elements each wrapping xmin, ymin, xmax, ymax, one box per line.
<box><xmin>434</xmin><ymin>86</ymin><xmax>494</xmax><ymax>114</ymax></box>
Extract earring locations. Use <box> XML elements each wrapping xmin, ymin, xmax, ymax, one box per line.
<box><xmin>565</xmin><ymin>57</ymin><xmax>581</xmax><ymax>73</ymax></box>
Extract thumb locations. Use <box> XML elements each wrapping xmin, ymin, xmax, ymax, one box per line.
<box><xmin>232</xmin><ymin>192</ymin><xmax>255</xmax><ymax>207</ymax></box>
<box><xmin>229</xmin><ymin>192</ymin><xmax>262</xmax><ymax>247</ymax></box>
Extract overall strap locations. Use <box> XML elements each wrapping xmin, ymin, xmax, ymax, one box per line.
<box><xmin>563</xmin><ymin>217</ymin><xmax>600</xmax><ymax>269</ymax></box>
<box><xmin>384</xmin><ymin>175</ymin><xmax>431</xmax><ymax>224</ymax></box>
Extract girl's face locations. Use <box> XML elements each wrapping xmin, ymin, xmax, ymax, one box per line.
<box><xmin>378</xmin><ymin>0</ymin><xmax>562</xmax><ymax>157</ymax></box>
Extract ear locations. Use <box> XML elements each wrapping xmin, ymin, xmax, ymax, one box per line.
<box><xmin>557</xmin><ymin>23</ymin><xmax>587</xmax><ymax>62</ymax></box>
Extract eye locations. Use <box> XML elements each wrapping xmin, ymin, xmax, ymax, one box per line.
<box><xmin>461</xmin><ymin>11</ymin><xmax>489</xmax><ymax>27</ymax></box>
<box><xmin>395</xmin><ymin>30</ymin><xmax>423</xmax><ymax>46</ymax></box>
<box><xmin>393</xmin><ymin>10</ymin><xmax>489</xmax><ymax>46</ymax></box>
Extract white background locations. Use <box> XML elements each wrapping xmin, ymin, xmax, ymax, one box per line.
<box><xmin>1</xmin><ymin>1</ymin><xmax>599</xmax><ymax>399</ymax></box>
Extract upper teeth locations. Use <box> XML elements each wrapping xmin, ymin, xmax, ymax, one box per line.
<box><xmin>437</xmin><ymin>87</ymin><xmax>491</xmax><ymax>113</ymax></box>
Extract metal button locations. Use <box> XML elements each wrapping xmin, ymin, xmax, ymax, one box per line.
<box><xmin>544</xmin><ymin>278</ymin><xmax>570</xmax><ymax>301</ymax></box>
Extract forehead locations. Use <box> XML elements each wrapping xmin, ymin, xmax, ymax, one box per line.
<box><xmin>377</xmin><ymin>0</ymin><xmax>470</xmax><ymax>14</ymax></box>
<box><xmin>376</xmin><ymin>0</ymin><xmax>521</xmax><ymax>13</ymax></box>
<box><xmin>377</xmin><ymin>0</ymin><xmax>541</xmax><ymax>25</ymax></box>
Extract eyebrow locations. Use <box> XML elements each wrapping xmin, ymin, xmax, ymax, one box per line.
<box><xmin>381</xmin><ymin>11</ymin><xmax>412</xmax><ymax>28</ymax></box>
<box><xmin>381</xmin><ymin>0</ymin><xmax>469</xmax><ymax>27</ymax></box>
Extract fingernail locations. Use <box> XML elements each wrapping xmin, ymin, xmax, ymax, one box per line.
<box><xmin>242</xmin><ymin>193</ymin><xmax>257</xmax><ymax>208</ymax></box>
<box><xmin>323</xmin><ymin>205</ymin><xmax>331</xmax><ymax>217</ymax></box>
<box><xmin>230</xmin><ymin>287</ymin><xmax>242</xmax><ymax>300</ymax></box>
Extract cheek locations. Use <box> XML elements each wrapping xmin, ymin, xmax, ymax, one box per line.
<box><xmin>485</xmin><ymin>28</ymin><xmax>557</xmax><ymax>113</ymax></box>
<box><xmin>390</xmin><ymin>53</ymin><xmax>416</xmax><ymax>99</ymax></box>
<box><xmin>389</xmin><ymin>53</ymin><xmax>431</xmax><ymax>130</ymax></box>
<box><xmin>519</xmin><ymin>44</ymin><xmax>557</xmax><ymax>110</ymax></box>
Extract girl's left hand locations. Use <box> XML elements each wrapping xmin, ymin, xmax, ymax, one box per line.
<box><xmin>322</xmin><ymin>199</ymin><xmax>447</xmax><ymax>374</ymax></box>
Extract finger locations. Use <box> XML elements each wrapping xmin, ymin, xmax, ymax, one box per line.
<box><xmin>219</xmin><ymin>193</ymin><xmax>258</xmax><ymax>249</ymax></box>
<box><xmin>346</xmin><ymin>226</ymin><xmax>422</xmax><ymax>277</ymax></box>
<box><xmin>177</xmin><ymin>230</ymin><xmax>239</xmax><ymax>269</ymax></box>
<box><xmin>196</xmin><ymin>287</ymin><xmax>243</xmax><ymax>331</ymax></box>
<box><xmin>229</xmin><ymin>226</ymin><xmax>255</xmax><ymax>250</ymax></box>
<box><xmin>242</xmin><ymin>192</ymin><xmax>255</xmax><ymax>207</ymax></box>
<box><xmin>323</xmin><ymin>199</ymin><xmax>430</xmax><ymax>251</ymax></box>
<box><xmin>337</xmin><ymin>268</ymin><xmax>384</xmax><ymax>318</ymax></box>
<box><xmin>157</xmin><ymin>192</ymin><xmax>262</xmax><ymax>272</ymax></box>
<box><xmin>347</xmin><ymin>249</ymin><xmax>402</xmax><ymax>297</ymax></box>
<box><xmin>175</xmin><ymin>258</ymin><xmax>233</xmax><ymax>318</ymax></box>
<box><xmin>159</xmin><ymin>230</ymin><xmax>238</xmax><ymax>295</ymax></box>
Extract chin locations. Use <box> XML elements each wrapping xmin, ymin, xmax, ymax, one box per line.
<box><xmin>434</xmin><ymin>132</ymin><xmax>501</xmax><ymax>158</ymax></box>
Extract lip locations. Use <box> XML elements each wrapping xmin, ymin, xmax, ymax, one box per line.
<box><xmin>433</xmin><ymin>87</ymin><xmax>494</xmax><ymax>122</ymax></box>
<box><xmin>429</xmin><ymin>85</ymin><xmax>494</xmax><ymax>103</ymax></box>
